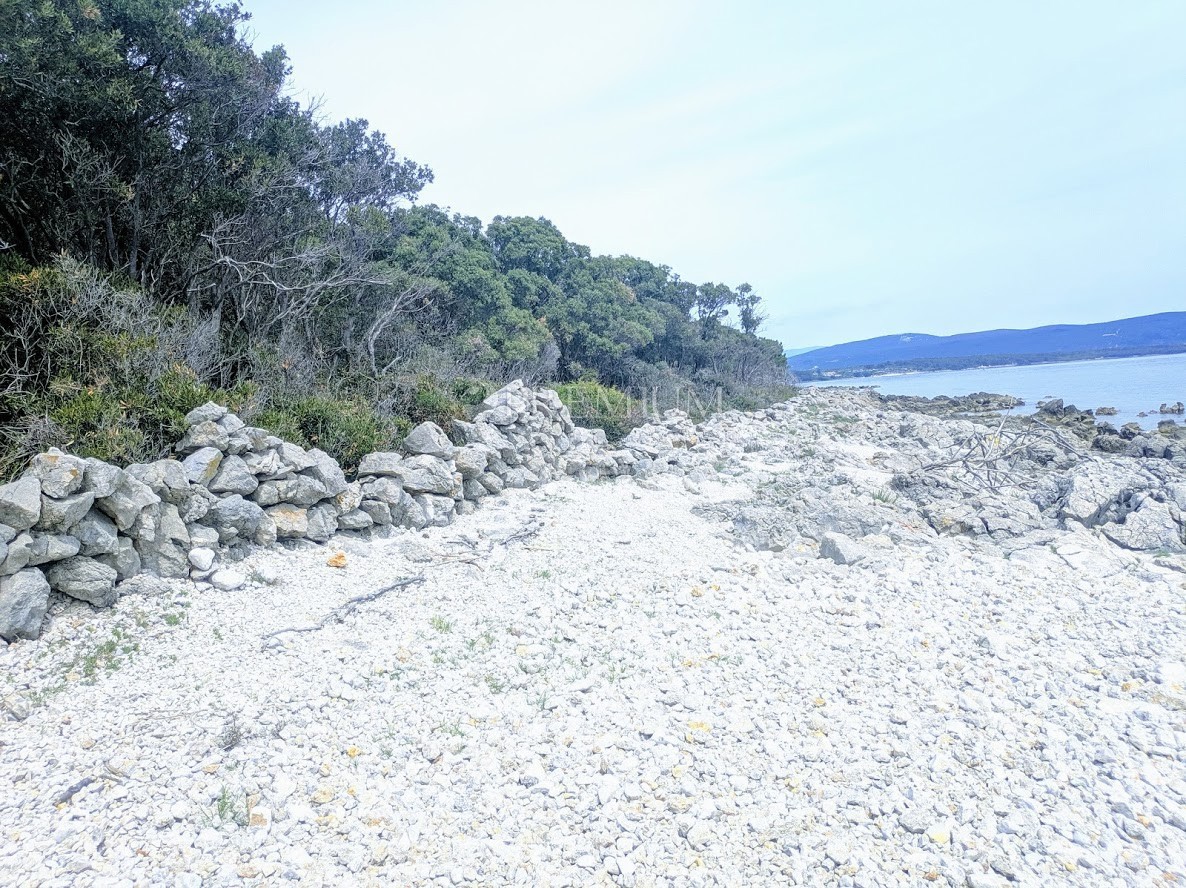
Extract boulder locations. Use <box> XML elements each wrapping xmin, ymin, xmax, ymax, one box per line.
<box><xmin>477</xmin><ymin>472</ymin><xmax>504</xmax><ymax>495</ymax></box>
<box><xmin>27</xmin><ymin>448</ymin><xmax>87</xmax><ymax>498</ymax></box>
<box><xmin>274</xmin><ymin>442</ymin><xmax>317</xmax><ymax>474</ymax></box>
<box><xmin>819</xmin><ymin>532</ymin><xmax>869</xmax><ymax>566</ymax></box>
<box><xmin>267</xmin><ymin>505</ymin><xmax>308</xmax><ymax>539</ymax></box>
<box><xmin>188</xmin><ymin>547</ymin><xmax>216</xmax><ymax>571</ymax></box>
<box><xmin>45</xmin><ymin>556</ymin><xmax>119</xmax><ymax>607</ymax></box>
<box><xmin>174</xmin><ymin>420</ymin><xmax>230</xmax><ymax>454</ymax></box>
<box><xmin>81</xmin><ymin>458</ymin><xmax>123</xmax><ymax>498</ymax></box>
<box><xmin>0</xmin><ymin>476</ymin><xmax>42</xmax><ymax>531</ymax></box>
<box><xmin>71</xmin><ymin>510</ymin><xmax>119</xmax><ymax>556</ymax></box>
<box><xmin>359</xmin><ymin>500</ymin><xmax>393</xmax><ymax>526</ymax></box>
<box><xmin>305</xmin><ymin>504</ymin><xmax>339</xmax><ymax>543</ymax></box>
<box><xmin>334</xmin><ymin>482</ymin><xmax>363</xmax><ymax>514</ymax></box>
<box><xmin>254</xmin><ymin>476</ymin><xmax>328</xmax><ymax>507</ymax></box>
<box><xmin>130</xmin><ymin>503</ymin><xmax>191</xmax><ymax>578</ymax></box>
<box><xmin>211</xmin><ymin>568</ymin><xmax>246</xmax><ymax>591</ymax></box>
<box><xmin>95</xmin><ymin>537</ymin><xmax>141</xmax><ymax>581</ymax></box>
<box><xmin>403</xmin><ymin>422</ymin><xmax>454</xmax><ymax>459</ymax></box>
<box><xmin>34</xmin><ymin>491</ymin><xmax>94</xmax><ymax>533</ymax></box>
<box><xmin>392</xmin><ymin>455</ymin><xmax>458</xmax><ymax>496</ymax></box>
<box><xmin>216</xmin><ymin>413</ymin><xmax>246</xmax><ymax>434</ymax></box>
<box><xmin>0</xmin><ymin>523</ymin><xmax>14</xmax><ymax>544</ymax></box>
<box><xmin>302</xmin><ymin>449</ymin><xmax>348</xmax><ymax>497</ymax></box>
<box><xmin>359</xmin><ymin>477</ymin><xmax>404</xmax><ymax>505</ymax></box>
<box><xmin>185</xmin><ymin>401</ymin><xmax>228</xmax><ymax>425</ymax></box>
<box><xmin>227</xmin><ymin>426</ymin><xmax>270</xmax><ymax>456</ymax></box>
<box><xmin>242</xmin><ymin>448</ymin><xmax>284</xmax><ymax>477</ymax></box>
<box><xmin>181</xmin><ymin>447</ymin><xmax>223</xmax><ymax>485</ymax></box>
<box><xmin>453</xmin><ymin>444</ymin><xmax>492</xmax><ymax>479</ymax></box>
<box><xmin>479</xmin><ymin>405</ymin><xmax>519</xmax><ymax>426</ymax></box>
<box><xmin>94</xmin><ymin>470</ymin><xmax>160</xmax><ymax>531</ymax></box>
<box><xmin>174</xmin><ymin>484</ymin><xmax>217</xmax><ymax>524</ymax></box>
<box><xmin>208</xmin><ymin>455</ymin><xmax>259</xmax><ymax>496</ymax></box>
<box><xmin>1100</xmin><ymin>499</ymin><xmax>1186</xmax><ymax>552</ymax></box>
<box><xmin>336</xmin><ymin>509</ymin><xmax>374</xmax><ymax>531</ymax></box>
<box><xmin>4</xmin><ymin>532</ymin><xmax>81</xmax><ymax>570</ymax></box>
<box><xmin>204</xmin><ymin>495</ymin><xmax>268</xmax><ymax>544</ymax></box>
<box><xmin>416</xmin><ymin>494</ymin><xmax>456</xmax><ymax>527</ymax></box>
<box><xmin>127</xmin><ymin>460</ymin><xmax>190</xmax><ymax>502</ymax></box>
<box><xmin>188</xmin><ymin>524</ymin><xmax>220</xmax><ymax>550</ymax></box>
<box><xmin>357</xmin><ymin>451</ymin><xmax>403</xmax><ymax>476</ymax></box>
<box><xmin>0</xmin><ymin>569</ymin><xmax>50</xmax><ymax>641</ymax></box>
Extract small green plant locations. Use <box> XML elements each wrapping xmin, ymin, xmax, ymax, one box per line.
<box><xmin>484</xmin><ymin>674</ymin><xmax>506</xmax><ymax>694</ymax></box>
<box><xmin>436</xmin><ymin>720</ymin><xmax>464</xmax><ymax>737</ymax></box>
<box><xmin>212</xmin><ymin>785</ymin><xmax>249</xmax><ymax>828</ymax></box>
<box><xmin>535</xmin><ymin>569</ymin><xmax>552</xmax><ymax>579</ymax></box>
<box><xmin>212</xmin><ymin>626</ymin><xmax>223</xmax><ymax>641</ymax></box>
<box><xmin>872</xmin><ymin>487</ymin><xmax>898</xmax><ymax>505</ymax></box>
<box><xmin>430</xmin><ymin>615</ymin><xmax>453</xmax><ymax>634</ymax></box>
<box><xmin>163</xmin><ymin>612</ymin><xmax>182</xmax><ymax>627</ymax></box>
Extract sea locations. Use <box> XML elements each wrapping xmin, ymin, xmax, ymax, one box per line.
<box><xmin>809</xmin><ymin>352</ymin><xmax>1186</xmax><ymax>430</ymax></box>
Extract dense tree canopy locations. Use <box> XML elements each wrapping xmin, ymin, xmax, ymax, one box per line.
<box><xmin>0</xmin><ymin>0</ymin><xmax>788</xmax><ymax>472</ymax></box>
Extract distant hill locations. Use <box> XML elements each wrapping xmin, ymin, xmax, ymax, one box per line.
<box><xmin>788</xmin><ymin>312</ymin><xmax>1186</xmax><ymax>378</ymax></box>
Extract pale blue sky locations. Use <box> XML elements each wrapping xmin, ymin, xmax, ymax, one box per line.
<box><xmin>243</xmin><ymin>0</ymin><xmax>1185</xmax><ymax>349</ymax></box>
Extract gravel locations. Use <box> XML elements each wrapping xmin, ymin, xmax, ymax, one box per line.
<box><xmin>1</xmin><ymin>390</ymin><xmax>1184</xmax><ymax>886</ymax></box>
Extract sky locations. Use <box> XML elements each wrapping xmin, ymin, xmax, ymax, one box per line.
<box><xmin>242</xmin><ymin>0</ymin><xmax>1185</xmax><ymax>349</ymax></box>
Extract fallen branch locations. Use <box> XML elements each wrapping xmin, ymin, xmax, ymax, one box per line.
<box><xmin>260</xmin><ymin>575</ymin><xmax>425</xmax><ymax>646</ymax></box>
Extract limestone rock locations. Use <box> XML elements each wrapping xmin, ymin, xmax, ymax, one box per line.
<box><xmin>71</xmin><ymin>510</ymin><xmax>119</xmax><ymax>557</ymax></box>
<box><xmin>34</xmin><ymin>491</ymin><xmax>94</xmax><ymax>533</ymax></box>
<box><xmin>357</xmin><ymin>452</ymin><xmax>403</xmax><ymax>477</ymax></box>
<box><xmin>820</xmin><ymin>532</ymin><xmax>869</xmax><ymax>566</ymax></box>
<box><xmin>185</xmin><ymin>402</ymin><xmax>228</xmax><ymax>425</ymax></box>
<box><xmin>45</xmin><ymin>556</ymin><xmax>119</xmax><ymax>607</ymax></box>
<box><xmin>181</xmin><ymin>447</ymin><xmax>223</xmax><ymax>485</ymax></box>
<box><xmin>0</xmin><ymin>477</ymin><xmax>42</xmax><ymax>531</ymax></box>
<box><xmin>359</xmin><ymin>500</ymin><xmax>393</xmax><ymax>526</ymax></box>
<box><xmin>130</xmin><ymin>503</ymin><xmax>191</xmax><ymax>578</ymax></box>
<box><xmin>81</xmin><ymin>458</ymin><xmax>123</xmax><ymax>498</ymax></box>
<box><xmin>454</xmin><ymin>444</ymin><xmax>492</xmax><ymax>479</ymax></box>
<box><xmin>403</xmin><ymin>422</ymin><xmax>455</xmax><ymax>459</ymax></box>
<box><xmin>303</xmin><ymin>449</ymin><xmax>348</xmax><ymax>498</ymax></box>
<box><xmin>336</xmin><ymin>509</ymin><xmax>374</xmax><ymax>531</ymax></box>
<box><xmin>174</xmin><ymin>420</ymin><xmax>230</xmax><ymax>454</ymax></box>
<box><xmin>126</xmin><ymin>460</ymin><xmax>190</xmax><ymax>503</ymax></box>
<box><xmin>27</xmin><ymin>448</ymin><xmax>87</xmax><ymax>498</ymax></box>
<box><xmin>392</xmin><ymin>455</ymin><xmax>458</xmax><ymax>496</ymax></box>
<box><xmin>0</xmin><ymin>569</ymin><xmax>50</xmax><ymax>641</ymax></box>
<box><xmin>188</xmin><ymin>548</ymin><xmax>216</xmax><ymax>571</ymax></box>
<box><xmin>94</xmin><ymin>471</ymin><xmax>160</xmax><ymax>531</ymax></box>
<box><xmin>267</xmin><ymin>505</ymin><xmax>308</xmax><ymax>539</ymax></box>
<box><xmin>95</xmin><ymin>537</ymin><xmax>141</xmax><ymax>581</ymax></box>
<box><xmin>204</xmin><ymin>495</ymin><xmax>268</xmax><ymax>544</ymax></box>
<box><xmin>208</xmin><ymin>455</ymin><xmax>259</xmax><ymax>496</ymax></box>
<box><xmin>305</xmin><ymin>504</ymin><xmax>339</xmax><ymax>543</ymax></box>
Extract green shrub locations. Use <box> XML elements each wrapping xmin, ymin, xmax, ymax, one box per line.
<box><xmin>554</xmin><ymin>380</ymin><xmax>639</xmax><ymax>441</ymax></box>
<box><xmin>254</xmin><ymin>394</ymin><xmax>401</xmax><ymax>474</ymax></box>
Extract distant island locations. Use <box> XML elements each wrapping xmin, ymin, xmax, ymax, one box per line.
<box><xmin>788</xmin><ymin>311</ymin><xmax>1186</xmax><ymax>379</ymax></box>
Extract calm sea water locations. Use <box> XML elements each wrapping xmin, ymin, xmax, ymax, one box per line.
<box><xmin>810</xmin><ymin>352</ymin><xmax>1186</xmax><ymax>430</ymax></box>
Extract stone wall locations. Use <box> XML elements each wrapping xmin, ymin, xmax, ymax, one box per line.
<box><xmin>0</xmin><ymin>381</ymin><xmax>705</xmax><ymax>642</ymax></box>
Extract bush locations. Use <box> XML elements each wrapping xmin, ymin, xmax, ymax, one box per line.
<box><xmin>554</xmin><ymin>380</ymin><xmax>640</xmax><ymax>441</ymax></box>
<box><xmin>254</xmin><ymin>394</ymin><xmax>402</xmax><ymax>474</ymax></box>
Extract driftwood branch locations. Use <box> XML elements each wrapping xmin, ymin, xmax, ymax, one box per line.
<box><xmin>260</xmin><ymin>575</ymin><xmax>425</xmax><ymax>646</ymax></box>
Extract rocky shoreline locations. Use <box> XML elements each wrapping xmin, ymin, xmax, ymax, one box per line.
<box><xmin>1</xmin><ymin>385</ymin><xmax>1184</xmax><ymax>886</ymax></box>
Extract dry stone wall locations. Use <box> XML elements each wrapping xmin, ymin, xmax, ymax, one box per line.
<box><xmin>0</xmin><ymin>381</ymin><xmax>706</xmax><ymax>642</ymax></box>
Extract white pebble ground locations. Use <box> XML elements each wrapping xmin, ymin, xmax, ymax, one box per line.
<box><xmin>2</xmin><ymin>411</ymin><xmax>1186</xmax><ymax>887</ymax></box>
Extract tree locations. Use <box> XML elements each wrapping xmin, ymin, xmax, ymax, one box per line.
<box><xmin>736</xmin><ymin>283</ymin><xmax>766</xmax><ymax>335</ymax></box>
